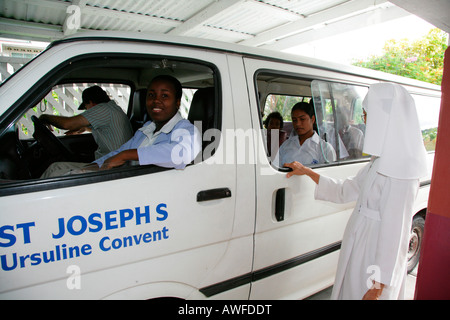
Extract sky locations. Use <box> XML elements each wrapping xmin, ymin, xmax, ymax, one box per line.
<box><xmin>283</xmin><ymin>15</ymin><xmax>438</xmax><ymax>65</ymax></box>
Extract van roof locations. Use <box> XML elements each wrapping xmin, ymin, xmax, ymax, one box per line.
<box><xmin>45</xmin><ymin>30</ymin><xmax>442</xmax><ymax>92</ymax></box>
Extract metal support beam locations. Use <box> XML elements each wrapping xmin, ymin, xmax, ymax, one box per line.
<box><xmin>414</xmin><ymin>47</ymin><xmax>450</xmax><ymax>300</ymax></box>
<box><xmin>239</xmin><ymin>0</ymin><xmax>390</xmax><ymax>47</ymax></box>
<box><xmin>261</xmin><ymin>4</ymin><xmax>410</xmax><ymax>51</ymax></box>
<box><xmin>167</xmin><ymin>0</ymin><xmax>243</xmax><ymax>36</ymax></box>
<box><xmin>0</xmin><ymin>18</ymin><xmax>63</xmax><ymax>42</ymax></box>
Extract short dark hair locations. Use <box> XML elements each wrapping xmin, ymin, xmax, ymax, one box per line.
<box><xmin>79</xmin><ymin>85</ymin><xmax>110</xmax><ymax>109</ymax></box>
<box><xmin>264</xmin><ymin>111</ymin><xmax>284</xmax><ymax>129</ymax></box>
<box><xmin>291</xmin><ymin>101</ymin><xmax>315</xmax><ymax>118</ymax></box>
<box><xmin>149</xmin><ymin>75</ymin><xmax>183</xmax><ymax>100</ymax></box>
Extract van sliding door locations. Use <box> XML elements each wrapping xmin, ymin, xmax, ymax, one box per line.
<box><xmin>243</xmin><ymin>57</ymin><xmax>368</xmax><ymax>299</ymax></box>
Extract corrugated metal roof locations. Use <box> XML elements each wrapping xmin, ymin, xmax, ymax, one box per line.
<box><xmin>0</xmin><ymin>0</ymin><xmax>418</xmax><ymax>49</ymax></box>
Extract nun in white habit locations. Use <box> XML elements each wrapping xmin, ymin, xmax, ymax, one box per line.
<box><xmin>284</xmin><ymin>83</ymin><xmax>428</xmax><ymax>300</ymax></box>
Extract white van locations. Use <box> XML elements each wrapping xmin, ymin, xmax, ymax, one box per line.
<box><xmin>0</xmin><ymin>32</ymin><xmax>440</xmax><ymax>299</ymax></box>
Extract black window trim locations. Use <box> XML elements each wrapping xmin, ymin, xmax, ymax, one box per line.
<box><xmin>0</xmin><ymin>165</ymin><xmax>172</xmax><ymax>197</ymax></box>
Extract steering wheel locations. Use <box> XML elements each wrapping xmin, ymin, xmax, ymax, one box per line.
<box><xmin>31</xmin><ymin>115</ymin><xmax>75</xmax><ymax>161</ymax></box>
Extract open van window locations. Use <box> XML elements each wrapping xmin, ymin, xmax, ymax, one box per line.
<box><xmin>311</xmin><ymin>80</ymin><xmax>368</xmax><ymax>162</ymax></box>
<box><xmin>20</xmin><ymin>83</ymin><xmax>131</xmax><ymax>139</ymax></box>
<box><xmin>256</xmin><ymin>72</ymin><xmax>370</xmax><ymax>168</ymax></box>
<box><xmin>0</xmin><ymin>54</ymin><xmax>219</xmax><ymax>194</ymax></box>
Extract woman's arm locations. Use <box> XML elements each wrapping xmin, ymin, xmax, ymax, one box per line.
<box><xmin>285</xmin><ymin>161</ymin><xmax>365</xmax><ymax>204</ymax></box>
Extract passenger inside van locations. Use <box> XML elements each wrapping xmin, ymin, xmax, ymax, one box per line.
<box><xmin>273</xmin><ymin>101</ymin><xmax>336</xmax><ymax>166</ymax></box>
<box><xmin>40</xmin><ymin>85</ymin><xmax>133</xmax><ymax>158</ymax></box>
<box><xmin>41</xmin><ymin>75</ymin><xmax>201</xmax><ymax>177</ymax></box>
<box><xmin>336</xmin><ymin>108</ymin><xmax>364</xmax><ymax>159</ymax></box>
<box><xmin>313</xmin><ymin>98</ymin><xmax>349</xmax><ymax>160</ymax></box>
<box><xmin>95</xmin><ymin>75</ymin><xmax>202</xmax><ymax>170</ymax></box>
<box><xmin>264</xmin><ymin>111</ymin><xmax>287</xmax><ymax>156</ymax></box>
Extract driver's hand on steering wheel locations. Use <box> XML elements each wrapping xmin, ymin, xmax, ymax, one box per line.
<box><xmin>38</xmin><ymin>114</ymin><xmax>54</xmax><ymax>131</ymax></box>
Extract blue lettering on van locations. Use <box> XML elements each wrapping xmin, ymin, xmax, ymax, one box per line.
<box><xmin>156</xmin><ymin>203</ymin><xmax>168</xmax><ymax>221</ymax></box>
<box><xmin>52</xmin><ymin>204</ymin><xmax>167</xmax><ymax>239</ymax></box>
<box><xmin>0</xmin><ymin>222</ymin><xmax>35</xmax><ymax>248</ymax></box>
<box><xmin>0</xmin><ymin>203</ymin><xmax>170</xmax><ymax>272</ymax></box>
<box><xmin>1</xmin><ymin>243</ymin><xmax>93</xmax><ymax>271</ymax></box>
<box><xmin>99</xmin><ymin>226</ymin><xmax>169</xmax><ymax>251</ymax></box>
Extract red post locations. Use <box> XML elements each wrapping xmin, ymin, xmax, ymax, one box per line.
<box><xmin>414</xmin><ymin>47</ymin><xmax>450</xmax><ymax>300</ymax></box>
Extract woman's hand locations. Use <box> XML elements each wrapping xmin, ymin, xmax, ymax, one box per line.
<box><xmin>362</xmin><ymin>281</ymin><xmax>385</xmax><ymax>300</ymax></box>
<box><xmin>284</xmin><ymin>161</ymin><xmax>320</xmax><ymax>184</ymax></box>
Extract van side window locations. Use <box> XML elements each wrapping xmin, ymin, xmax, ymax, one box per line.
<box><xmin>19</xmin><ymin>83</ymin><xmax>131</xmax><ymax>140</ymax></box>
<box><xmin>312</xmin><ymin>80</ymin><xmax>368</xmax><ymax>161</ymax></box>
<box><xmin>257</xmin><ymin>72</ymin><xmax>369</xmax><ymax>168</ymax></box>
<box><xmin>0</xmin><ymin>55</ymin><xmax>219</xmax><ymax>192</ymax></box>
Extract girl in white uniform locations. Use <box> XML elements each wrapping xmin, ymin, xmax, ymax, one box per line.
<box><xmin>284</xmin><ymin>83</ymin><xmax>428</xmax><ymax>300</ymax></box>
<box><xmin>274</xmin><ymin>102</ymin><xmax>336</xmax><ymax>166</ymax></box>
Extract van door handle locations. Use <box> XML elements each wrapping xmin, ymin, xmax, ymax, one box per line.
<box><xmin>197</xmin><ymin>188</ymin><xmax>232</xmax><ymax>202</ymax></box>
<box><xmin>275</xmin><ymin>188</ymin><xmax>286</xmax><ymax>222</ymax></box>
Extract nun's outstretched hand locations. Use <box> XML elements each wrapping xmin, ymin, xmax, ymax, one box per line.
<box><xmin>284</xmin><ymin>161</ymin><xmax>320</xmax><ymax>184</ymax></box>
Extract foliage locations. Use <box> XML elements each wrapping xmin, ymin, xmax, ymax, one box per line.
<box><xmin>422</xmin><ymin>127</ymin><xmax>438</xmax><ymax>151</ymax></box>
<box><xmin>352</xmin><ymin>28</ymin><xmax>448</xmax><ymax>85</ymax></box>
<box><xmin>264</xmin><ymin>95</ymin><xmax>310</xmax><ymax>120</ymax></box>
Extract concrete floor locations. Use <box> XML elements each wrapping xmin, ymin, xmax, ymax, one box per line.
<box><xmin>306</xmin><ymin>264</ymin><xmax>418</xmax><ymax>300</ymax></box>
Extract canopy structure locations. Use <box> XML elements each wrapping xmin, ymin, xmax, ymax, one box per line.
<box><xmin>1</xmin><ymin>0</ymin><xmax>448</xmax><ymax>50</ymax></box>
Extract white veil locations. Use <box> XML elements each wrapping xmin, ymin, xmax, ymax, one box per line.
<box><xmin>362</xmin><ymin>83</ymin><xmax>428</xmax><ymax>179</ymax></box>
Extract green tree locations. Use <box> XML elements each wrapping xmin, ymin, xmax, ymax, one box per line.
<box><xmin>352</xmin><ymin>28</ymin><xmax>448</xmax><ymax>85</ymax></box>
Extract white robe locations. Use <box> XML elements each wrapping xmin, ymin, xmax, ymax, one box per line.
<box><xmin>315</xmin><ymin>157</ymin><xmax>419</xmax><ymax>299</ymax></box>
